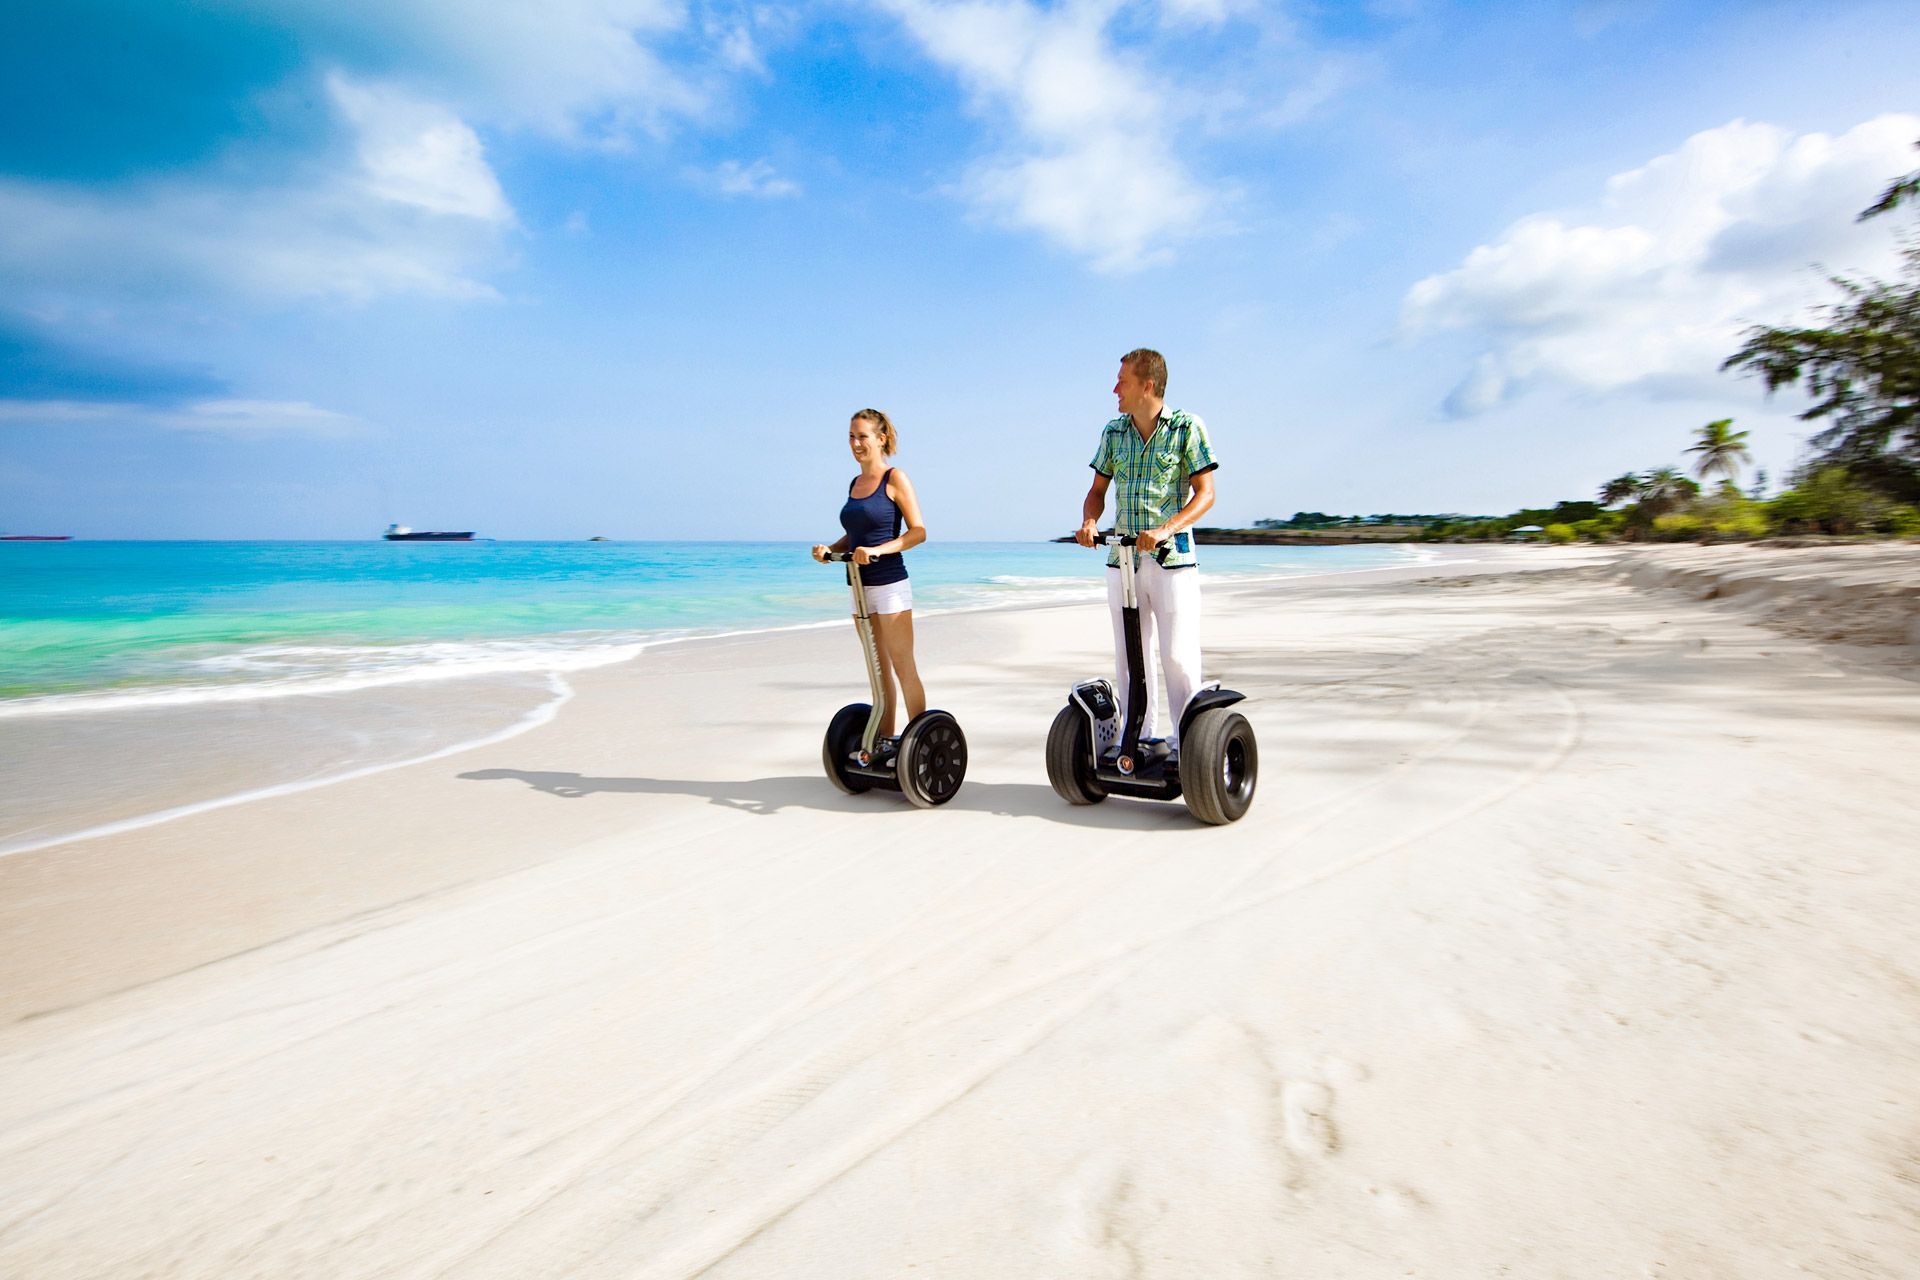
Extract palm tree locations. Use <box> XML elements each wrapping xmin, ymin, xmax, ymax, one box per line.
<box><xmin>1685</xmin><ymin>418</ymin><xmax>1752</xmax><ymax>481</ymax></box>
<box><xmin>1598</xmin><ymin>473</ymin><xmax>1642</xmax><ymax>507</ymax></box>
<box><xmin>1637</xmin><ymin>467</ymin><xmax>1699</xmax><ymax>518</ymax></box>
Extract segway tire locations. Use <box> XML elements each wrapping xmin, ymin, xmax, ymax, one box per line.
<box><xmin>1180</xmin><ymin>708</ymin><xmax>1256</xmax><ymax>825</ymax></box>
<box><xmin>899</xmin><ymin>710</ymin><xmax>967</xmax><ymax>808</ymax></box>
<box><xmin>823</xmin><ymin>702</ymin><xmax>874</xmax><ymax>794</ymax></box>
<box><xmin>1045</xmin><ymin>704</ymin><xmax>1108</xmax><ymax>805</ymax></box>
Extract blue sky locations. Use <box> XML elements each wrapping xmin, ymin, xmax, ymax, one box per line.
<box><xmin>2</xmin><ymin>0</ymin><xmax>1916</xmax><ymax>539</ymax></box>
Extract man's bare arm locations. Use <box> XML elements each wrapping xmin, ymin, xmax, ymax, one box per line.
<box><xmin>1137</xmin><ymin>470</ymin><xmax>1215</xmax><ymax>553</ymax></box>
<box><xmin>1077</xmin><ymin>471</ymin><xmax>1112</xmax><ymax>546</ymax></box>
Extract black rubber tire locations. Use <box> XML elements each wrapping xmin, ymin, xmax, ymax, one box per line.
<box><xmin>1180</xmin><ymin>708</ymin><xmax>1257</xmax><ymax>825</ymax></box>
<box><xmin>823</xmin><ymin>703</ymin><xmax>874</xmax><ymax>794</ymax></box>
<box><xmin>898</xmin><ymin>710</ymin><xmax>967</xmax><ymax>808</ymax></box>
<box><xmin>1045</xmin><ymin>704</ymin><xmax>1108</xmax><ymax>805</ymax></box>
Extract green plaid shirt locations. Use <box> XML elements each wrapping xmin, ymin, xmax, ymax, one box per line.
<box><xmin>1090</xmin><ymin>408</ymin><xmax>1218</xmax><ymax>568</ymax></box>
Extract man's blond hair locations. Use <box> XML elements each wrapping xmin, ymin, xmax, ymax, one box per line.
<box><xmin>1121</xmin><ymin>348</ymin><xmax>1167</xmax><ymax>397</ymax></box>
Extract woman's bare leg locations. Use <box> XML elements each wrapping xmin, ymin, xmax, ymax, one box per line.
<box><xmin>868</xmin><ymin>617</ymin><xmax>903</xmax><ymax>737</ymax></box>
<box><xmin>872</xmin><ymin>610</ymin><xmax>926</xmax><ymax>734</ymax></box>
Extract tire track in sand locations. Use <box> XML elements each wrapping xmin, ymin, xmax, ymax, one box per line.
<box><xmin>413</xmin><ymin>677</ymin><xmax>1578</xmax><ymax>1279</ymax></box>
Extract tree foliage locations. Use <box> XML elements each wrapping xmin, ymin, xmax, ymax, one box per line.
<box><xmin>1767</xmin><ymin>466</ymin><xmax>1920</xmax><ymax>535</ymax></box>
<box><xmin>1722</xmin><ymin>141</ymin><xmax>1920</xmax><ymax>500</ymax></box>
<box><xmin>1858</xmin><ymin>140</ymin><xmax>1920</xmax><ymax>221</ymax></box>
<box><xmin>1684</xmin><ymin>418</ymin><xmax>1751</xmax><ymax>481</ymax></box>
<box><xmin>1598</xmin><ymin>473</ymin><xmax>1642</xmax><ymax>507</ymax></box>
<box><xmin>1635</xmin><ymin>467</ymin><xmax>1699</xmax><ymax>518</ymax></box>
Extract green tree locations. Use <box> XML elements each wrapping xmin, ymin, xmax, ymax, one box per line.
<box><xmin>1637</xmin><ymin>467</ymin><xmax>1699</xmax><ymax>516</ymax></box>
<box><xmin>1769</xmin><ymin>466</ymin><xmax>1898</xmax><ymax>534</ymax></box>
<box><xmin>1684</xmin><ymin>418</ymin><xmax>1751</xmax><ymax>481</ymax></box>
<box><xmin>1722</xmin><ymin>141</ymin><xmax>1920</xmax><ymax>500</ymax></box>
<box><xmin>1598</xmin><ymin>473</ymin><xmax>1642</xmax><ymax>507</ymax></box>
<box><xmin>1858</xmin><ymin>140</ymin><xmax>1920</xmax><ymax>220</ymax></box>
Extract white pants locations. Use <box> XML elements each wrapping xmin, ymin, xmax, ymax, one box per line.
<box><xmin>1107</xmin><ymin>558</ymin><xmax>1202</xmax><ymax>750</ymax></box>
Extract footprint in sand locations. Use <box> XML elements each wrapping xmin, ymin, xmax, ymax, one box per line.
<box><xmin>1365</xmin><ymin>1182</ymin><xmax>1431</xmax><ymax>1218</ymax></box>
<box><xmin>1057</xmin><ymin>1157</ymin><xmax>1145</xmax><ymax>1278</ymax></box>
<box><xmin>1281</xmin><ymin>1080</ymin><xmax>1339</xmax><ymax>1157</ymax></box>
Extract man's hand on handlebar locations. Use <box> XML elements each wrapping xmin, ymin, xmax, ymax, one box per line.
<box><xmin>1136</xmin><ymin>526</ymin><xmax>1167</xmax><ymax>553</ymax></box>
<box><xmin>1075</xmin><ymin>519</ymin><xmax>1100</xmax><ymax>547</ymax></box>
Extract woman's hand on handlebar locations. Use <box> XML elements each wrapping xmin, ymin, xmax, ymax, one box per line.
<box><xmin>851</xmin><ymin>545</ymin><xmax>875</xmax><ymax>565</ymax></box>
<box><xmin>811</xmin><ymin>544</ymin><xmax>831</xmax><ymax>563</ymax></box>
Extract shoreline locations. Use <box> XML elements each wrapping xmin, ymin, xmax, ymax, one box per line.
<box><xmin>1</xmin><ymin>541</ymin><xmax>1439</xmax><ymax>716</ymax></box>
<box><xmin>1</xmin><ymin>543</ymin><xmax>1509</xmax><ymax>857</ymax></box>
<box><xmin>9</xmin><ymin>539</ymin><xmax>1907</xmax><ymax>868</ymax></box>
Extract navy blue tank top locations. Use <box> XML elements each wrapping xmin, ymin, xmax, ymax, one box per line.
<box><xmin>839</xmin><ymin>469</ymin><xmax>909</xmax><ymax>586</ymax></box>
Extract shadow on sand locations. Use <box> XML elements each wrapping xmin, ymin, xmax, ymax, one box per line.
<box><xmin>457</xmin><ymin>768</ymin><xmax>1191</xmax><ymax>828</ymax></box>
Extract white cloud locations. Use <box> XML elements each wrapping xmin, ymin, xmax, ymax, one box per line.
<box><xmin>1401</xmin><ymin>113</ymin><xmax>1920</xmax><ymax>415</ymax></box>
<box><xmin>1156</xmin><ymin>0</ymin><xmax>1239</xmax><ymax>26</ymax></box>
<box><xmin>1256</xmin><ymin>61</ymin><xmax>1351</xmax><ymax>129</ymax></box>
<box><xmin>0</xmin><ymin>398</ymin><xmax>360</xmax><ymax>435</ymax></box>
<box><xmin>703</xmin><ymin>5</ymin><xmax>779</xmax><ymax>74</ymax></box>
<box><xmin>239</xmin><ymin>0</ymin><xmax>711</xmax><ymax>144</ymax></box>
<box><xmin>0</xmin><ymin>73</ymin><xmax>516</xmax><ymax>306</ymax></box>
<box><xmin>241</xmin><ymin>0</ymin><xmax>804</xmax><ymax>146</ymax></box>
<box><xmin>327</xmin><ymin>74</ymin><xmax>513</xmax><ymax>223</ymax></box>
<box><xmin>699</xmin><ymin>158</ymin><xmax>802</xmax><ymax>198</ymax></box>
<box><xmin>874</xmin><ymin>0</ymin><xmax>1218</xmax><ymax>272</ymax></box>
<box><xmin>0</xmin><ymin>1</ymin><xmax>802</xmax><ymax>320</ymax></box>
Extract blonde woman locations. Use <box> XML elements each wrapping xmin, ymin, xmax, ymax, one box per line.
<box><xmin>811</xmin><ymin>408</ymin><xmax>929</xmax><ymax>761</ymax></box>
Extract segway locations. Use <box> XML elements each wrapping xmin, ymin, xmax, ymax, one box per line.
<box><xmin>1046</xmin><ymin>533</ymin><xmax>1256</xmax><ymax>824</ymax></box>
<box><xmin>820</xmin><ymin>551</ymin><xmax>968</xmax><ymax>807</ymax></box>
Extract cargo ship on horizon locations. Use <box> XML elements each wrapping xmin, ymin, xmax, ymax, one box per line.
<box><xmin>382</xmin><ymin>524</ymin><xmax>475</xmax><ymax>542</ymax></box>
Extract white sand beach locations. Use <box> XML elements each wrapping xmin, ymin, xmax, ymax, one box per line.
<box><xmin>2</xmin><ymin>544</ymin><xmax>1918</xmax><ymax>1278</ymax></box>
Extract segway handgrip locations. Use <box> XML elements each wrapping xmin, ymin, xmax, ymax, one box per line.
<box><xmin>1096</xmin><ymin>532</ymin><xmax>1171</xmax><ymax>565</ymax></box>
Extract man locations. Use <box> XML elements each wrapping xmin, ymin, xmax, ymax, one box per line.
<box><xmin>1076</xmin><ymin>347</ymin><xmax>1217</xmax><ymax>763</ymax></box>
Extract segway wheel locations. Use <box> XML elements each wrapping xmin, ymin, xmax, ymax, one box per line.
<box><xmin>1045</xmin><ymin>704</ymin><xmax>1108</xmax><ymax>805</ymax></box>
<box><xmin>823</xmin><ymin>703</ymin><xmax>874</xmax><ymax>794</ymax></box>
<box><xmin>899</xmin><ymin>710</ymin><xmax>967</xmax><ymax>808</ymax></box>
<box><xmin>1180</xmin><ymin>708</ymin><xmax>1256</xmax><ymax>825</ymax></box>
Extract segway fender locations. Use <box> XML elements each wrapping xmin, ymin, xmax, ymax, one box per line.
<box><xmin>1069</xmin><ymin>679</ymin><xmax>1120</xmax><ymax>758</ymax></box>
<box><xmin>1069</xmin><ymin>679</ymin><xmax>1118</xmax><ymax>722</ymax></box>
<box><xmin>1179</xmin><ymin>688</ymin><xmax>1246</xmax><ymax>746</ymax></box>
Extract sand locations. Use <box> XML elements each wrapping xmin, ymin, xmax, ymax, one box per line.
<box><xmin>2</xmin><ymin>544</ymin><xmax>1917</xmax><ymax>1278</ymax></box>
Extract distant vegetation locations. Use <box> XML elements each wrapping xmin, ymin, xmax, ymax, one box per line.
<box><xmin>1255</xmin><ymin>513</ymin><xmax>1473</xmax><ymax>529</ymax></box>
<box><xmin>1255</xmin><ymin>428</ymin><xmax>1918</xmax><ymax>547</ymax></box>
<box><xmin>1243</xmin><ymin>141</ymin><xmax>1920</xmax><ymax>548</ymax></box>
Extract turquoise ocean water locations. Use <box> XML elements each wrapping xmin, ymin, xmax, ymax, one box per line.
<box><xmin>1</xmin><ymin>540</ymin><xmax>1426</xmax><ymax>708</ymax></box>
<box><xmin>1</xmin><ymin>539</ymin><xmax>1430</xmax><ymax>852</ymax></box>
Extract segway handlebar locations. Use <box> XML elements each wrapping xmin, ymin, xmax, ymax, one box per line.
<box><xmin>824</xmin><ymin>549</ymin><xmax>891</xmax><ymax>563</ymax></box>
<box><xmin>1093</xmin><ymin>532</ymin><xmax>1171</xmax><ymax>564</ymax></box>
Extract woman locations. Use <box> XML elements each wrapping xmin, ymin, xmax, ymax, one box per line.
<box><xmin>811</xmin><ymin>408</ymin><xmax>928</xmax><ymax>760</ymax></box>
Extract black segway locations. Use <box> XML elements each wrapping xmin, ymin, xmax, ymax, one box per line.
<box><xmin>1046</xmin><ymin>533</ymin><xmax>1256</xmax><ymax>824</ymax></box>
<box><xmin>820</xmin><ymin>551</ymin><xmax>968</xmax><ymax>807</ymax></box>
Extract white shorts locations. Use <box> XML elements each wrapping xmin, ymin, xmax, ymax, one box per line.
<box><xmin>863</xmin><ymin>577</ymin><xmax>913</xmax><ymax>615</ymax></box>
